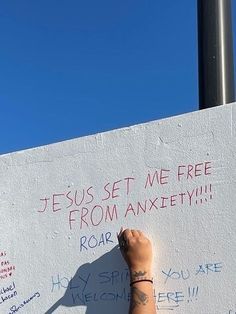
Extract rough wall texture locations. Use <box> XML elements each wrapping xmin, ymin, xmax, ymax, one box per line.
<box><xmin>1</xmin><ymin>103</ymin><xmax>236</xmax><ymax>314</ymax></box>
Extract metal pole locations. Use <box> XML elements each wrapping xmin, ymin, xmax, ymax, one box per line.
<box><xmin>198</xmin><ymin>0</ymin><xmax>235</xmax><ymax>109</ymax></box>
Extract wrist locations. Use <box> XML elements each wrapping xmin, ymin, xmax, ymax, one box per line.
<box><xmin>130</xmin><ymin>278</ymin><xmax>153</xmax><ymax>287</ymax></box>
<box><xmin>129</xmin><ymin>268</ymin><xmax>153</xmax><ymax>283</ymax></box>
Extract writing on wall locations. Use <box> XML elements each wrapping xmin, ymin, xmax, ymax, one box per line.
<box><xmin>50</xmin><ymin>259</ymin><xmax>223</xmax><ymax>311</ymax></box>
<box><xmin>0</xmin><ymin>282</ymin><xmax>17</xmax><ymax>306</ymax></box>
<box><xmin>7</xmin><ymin>292</ymin><xmax>40</xmax><ymax>314</ymax></box>
<box><xmin>37</xmin><ymin>161</ymin><xmax>213</xmax><ymax>231</ymax></box>
<box><xmin>0</xmin><ymin>252</ymin><xmax>16</xmax><ymax>281</ymax></box>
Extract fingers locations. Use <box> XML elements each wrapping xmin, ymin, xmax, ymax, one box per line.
<box><xmin>130</xmin><ymin>229</ymin><xmax>139</xmax><ymax>237</ymax></box>
<box><xmin>123</xmin><ymin>229</ymin><xmax>132</xmax><ymax>240</ymax></box>
<box><xmin>118</xmin><ymin>228</ymin><xmax>144</xmax><ymax>243</ymax></box>
<box><xmin>131</xmin><ymin>229</ymin><xmax>143</xmax><ymax>237</ymax></box>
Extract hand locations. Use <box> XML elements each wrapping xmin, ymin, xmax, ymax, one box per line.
<box><xmin>118</xmin><ymin>228</ymin><xmax>153</xmax><ymax>277</ymax></box>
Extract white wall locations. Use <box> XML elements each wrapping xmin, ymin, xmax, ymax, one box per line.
<box><xmin>1</xmin><ymin>103</ymin><xmax>236</xmax><ymax>314</ymax></box>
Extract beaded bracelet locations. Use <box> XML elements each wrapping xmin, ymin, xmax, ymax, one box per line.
<box><xmin>130</xmin><ymin>279</ymin><xmax>153</xmax><ymax>286</ymax></box>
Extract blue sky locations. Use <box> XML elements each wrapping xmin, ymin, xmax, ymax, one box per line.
<box><xmin>0</xmin><ymin>1</ymin><xmax>236</xmax><ymax>154</ymax></box>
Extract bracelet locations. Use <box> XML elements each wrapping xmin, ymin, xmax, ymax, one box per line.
<box><xmin>130</xmin><ymin>279</ymin><xmax>153</xmax><ymax>286</ymax></box>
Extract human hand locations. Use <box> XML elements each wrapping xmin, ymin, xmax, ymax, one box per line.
<box><xmin>118</xmin><ymin>228</ymin><xmax>153</xmax><ymax>280</ymax></box>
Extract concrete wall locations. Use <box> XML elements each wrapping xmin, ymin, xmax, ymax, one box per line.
<box><xmin>1</xmin><ymin>103</ymin><xmax>236</xmax><ymax>314</ymax></box>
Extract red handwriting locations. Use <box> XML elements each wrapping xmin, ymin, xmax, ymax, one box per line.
<box><xmin>69</xmin><ymin>204</ymin><xmax>118</xmax><ymax>230</ymax></box>
<box><xmin>124</xmin><ymin>185</ymin><xmax>212</xmax><ymax>218</ymax></box>
<box><xmin>145</xmin><ymin>169</ymin><xmax>170</xmax><ymax>188</ymax></box>
<box><xmin>49</xmin><ymin>184</ymin><xmax>213</xmax><ymax>230</ymax></box>
<box><xmin>144</xmin><ymin>161</ymin><xmax>212</xmax><ymax>189</ymax></box>
<box><xmin>1</xmin><ymin>260</ymin><xmax>10</xmax><ymax>267</ymax></box>
<box><xmin>0</xmin><ymin>265</ymin><xmax>15</xmax><ymax>280</ymax></box>
<box><xmin>38</xmin><ymin>177</ymin><xmax>135</xmax><ymax>213</ymax></box>
<box><xmin>38</xmin><ymin>187</ymin><xmax>95</xmax><ymax>213</ymax></box>
<box><xmin>0</xmin><ymin>252</ymin><xmax>16</xmax><ymax>281</ymax></box>
<box><xmin>177</xmin><ymin>162</ymin><xmax>212</xmax><ymax>182</ymax></box>
<box><xmin>37</xmin><ymin>161</ymin><xmax>213</xmax><ymax>230</ymax></box>
<box><xmin>102</xmin><ymin>177</ymin><xmax>135</xmax><ymax>200</ymax></box>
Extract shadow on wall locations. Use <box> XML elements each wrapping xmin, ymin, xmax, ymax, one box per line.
<box><xmin>45</xmin><ymin>245</ymin><xmax>130</xmax><ymax>314</ymax></box>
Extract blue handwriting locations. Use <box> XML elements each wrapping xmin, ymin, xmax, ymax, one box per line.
<box><xmin>8</xmin><ymin>292</ymin><xmax>40</xmax><ymax>314</ymax></box>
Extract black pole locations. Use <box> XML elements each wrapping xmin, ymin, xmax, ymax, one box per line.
<box><xmin>198</xmin><ymin>0</ymin><xmax>235</xmax><ymax>109</ymax></box>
